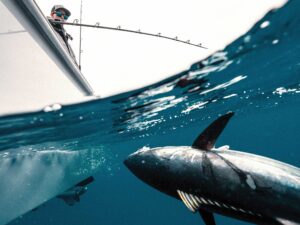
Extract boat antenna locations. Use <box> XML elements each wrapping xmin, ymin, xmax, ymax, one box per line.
<box><xmin>54</xmin><ymin>21</ymin><xmax>207</xmax><ymax>49</ymax></box>
<box><xmin>78</xmin><ymin>0</ymin><xmax>83</xmax><ymax>70</ymax></box>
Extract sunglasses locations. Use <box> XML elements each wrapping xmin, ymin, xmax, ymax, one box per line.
<box><xmin>55</xmin><ymin>11</ymin><xmax>69</xmax><ymax>20</ymax></box>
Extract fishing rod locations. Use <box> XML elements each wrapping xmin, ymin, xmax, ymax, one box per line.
<box><xmin>53</xmin><ymin>20</ymin><xmax>208</xmax><ymax>49</ymax></box>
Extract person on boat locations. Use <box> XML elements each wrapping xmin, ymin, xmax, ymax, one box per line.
<box><xmin>48</xmin><ymin>5</ymin><xmax>78</xmax><ymax>66</ymax></box>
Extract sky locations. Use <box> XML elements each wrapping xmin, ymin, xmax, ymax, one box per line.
<box><xmin>36</xmin><ymin>0</ymin><xmax>286</xmax><ymax>98</ymax></box>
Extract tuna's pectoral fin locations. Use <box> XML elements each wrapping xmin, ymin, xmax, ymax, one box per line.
<box><xmin>198</xmin><ymin>210</ymin><xmax>216</xmax><ymax>225</ymax></box>
<box><xmin>192</xmin><ymin>112</ymin><xmax>234</xmax><ymax>151</ymax></box>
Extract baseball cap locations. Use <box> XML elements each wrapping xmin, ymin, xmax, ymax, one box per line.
<box><xmin>51</xmin><ymin>5</ymin><xmax>71</xmax><ymax>17</ymax></box>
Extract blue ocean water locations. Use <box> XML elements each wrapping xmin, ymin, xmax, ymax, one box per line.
<box><xmin>1</xmin><ymin>0</ymin><xmax>300</xmax><ymax>224</ymax></box>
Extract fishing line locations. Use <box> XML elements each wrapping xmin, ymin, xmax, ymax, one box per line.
<box><xmin>78</xmin><ymin>0</ymin><xmax>83</xmax><ymax>70</ymax></box>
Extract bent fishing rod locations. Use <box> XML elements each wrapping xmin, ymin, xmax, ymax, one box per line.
<box><xmin>53</xmin><ymin>20</ymin><xmax>208</xmax><ymax>50</ymax></box>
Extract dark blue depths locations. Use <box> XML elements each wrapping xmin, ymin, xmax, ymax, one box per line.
<box><xmin>2</xmin><ymin>0</ymin><xmax>300</xmax><ymax>224</ymax></box>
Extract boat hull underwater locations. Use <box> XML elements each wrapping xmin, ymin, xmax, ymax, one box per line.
<box><xmin>0</xmin><ymin>148</ymin><xmax>98</xmax><ymax>225</ymax></box>
<box><xmin>125</xmin><ymin>112</ymin><xmax>300</xmax><ymax>225</ymax></box>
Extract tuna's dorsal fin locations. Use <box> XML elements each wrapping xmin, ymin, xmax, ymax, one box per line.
<box><xmin>198</xmin><ymin>209</ymin><xmax>216</xmax><ymax>225</ymax></box>
<box><xmin>192</xmin><ymin>112</ymin><xmax>234</xmax><ymax>150</ymax></box>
